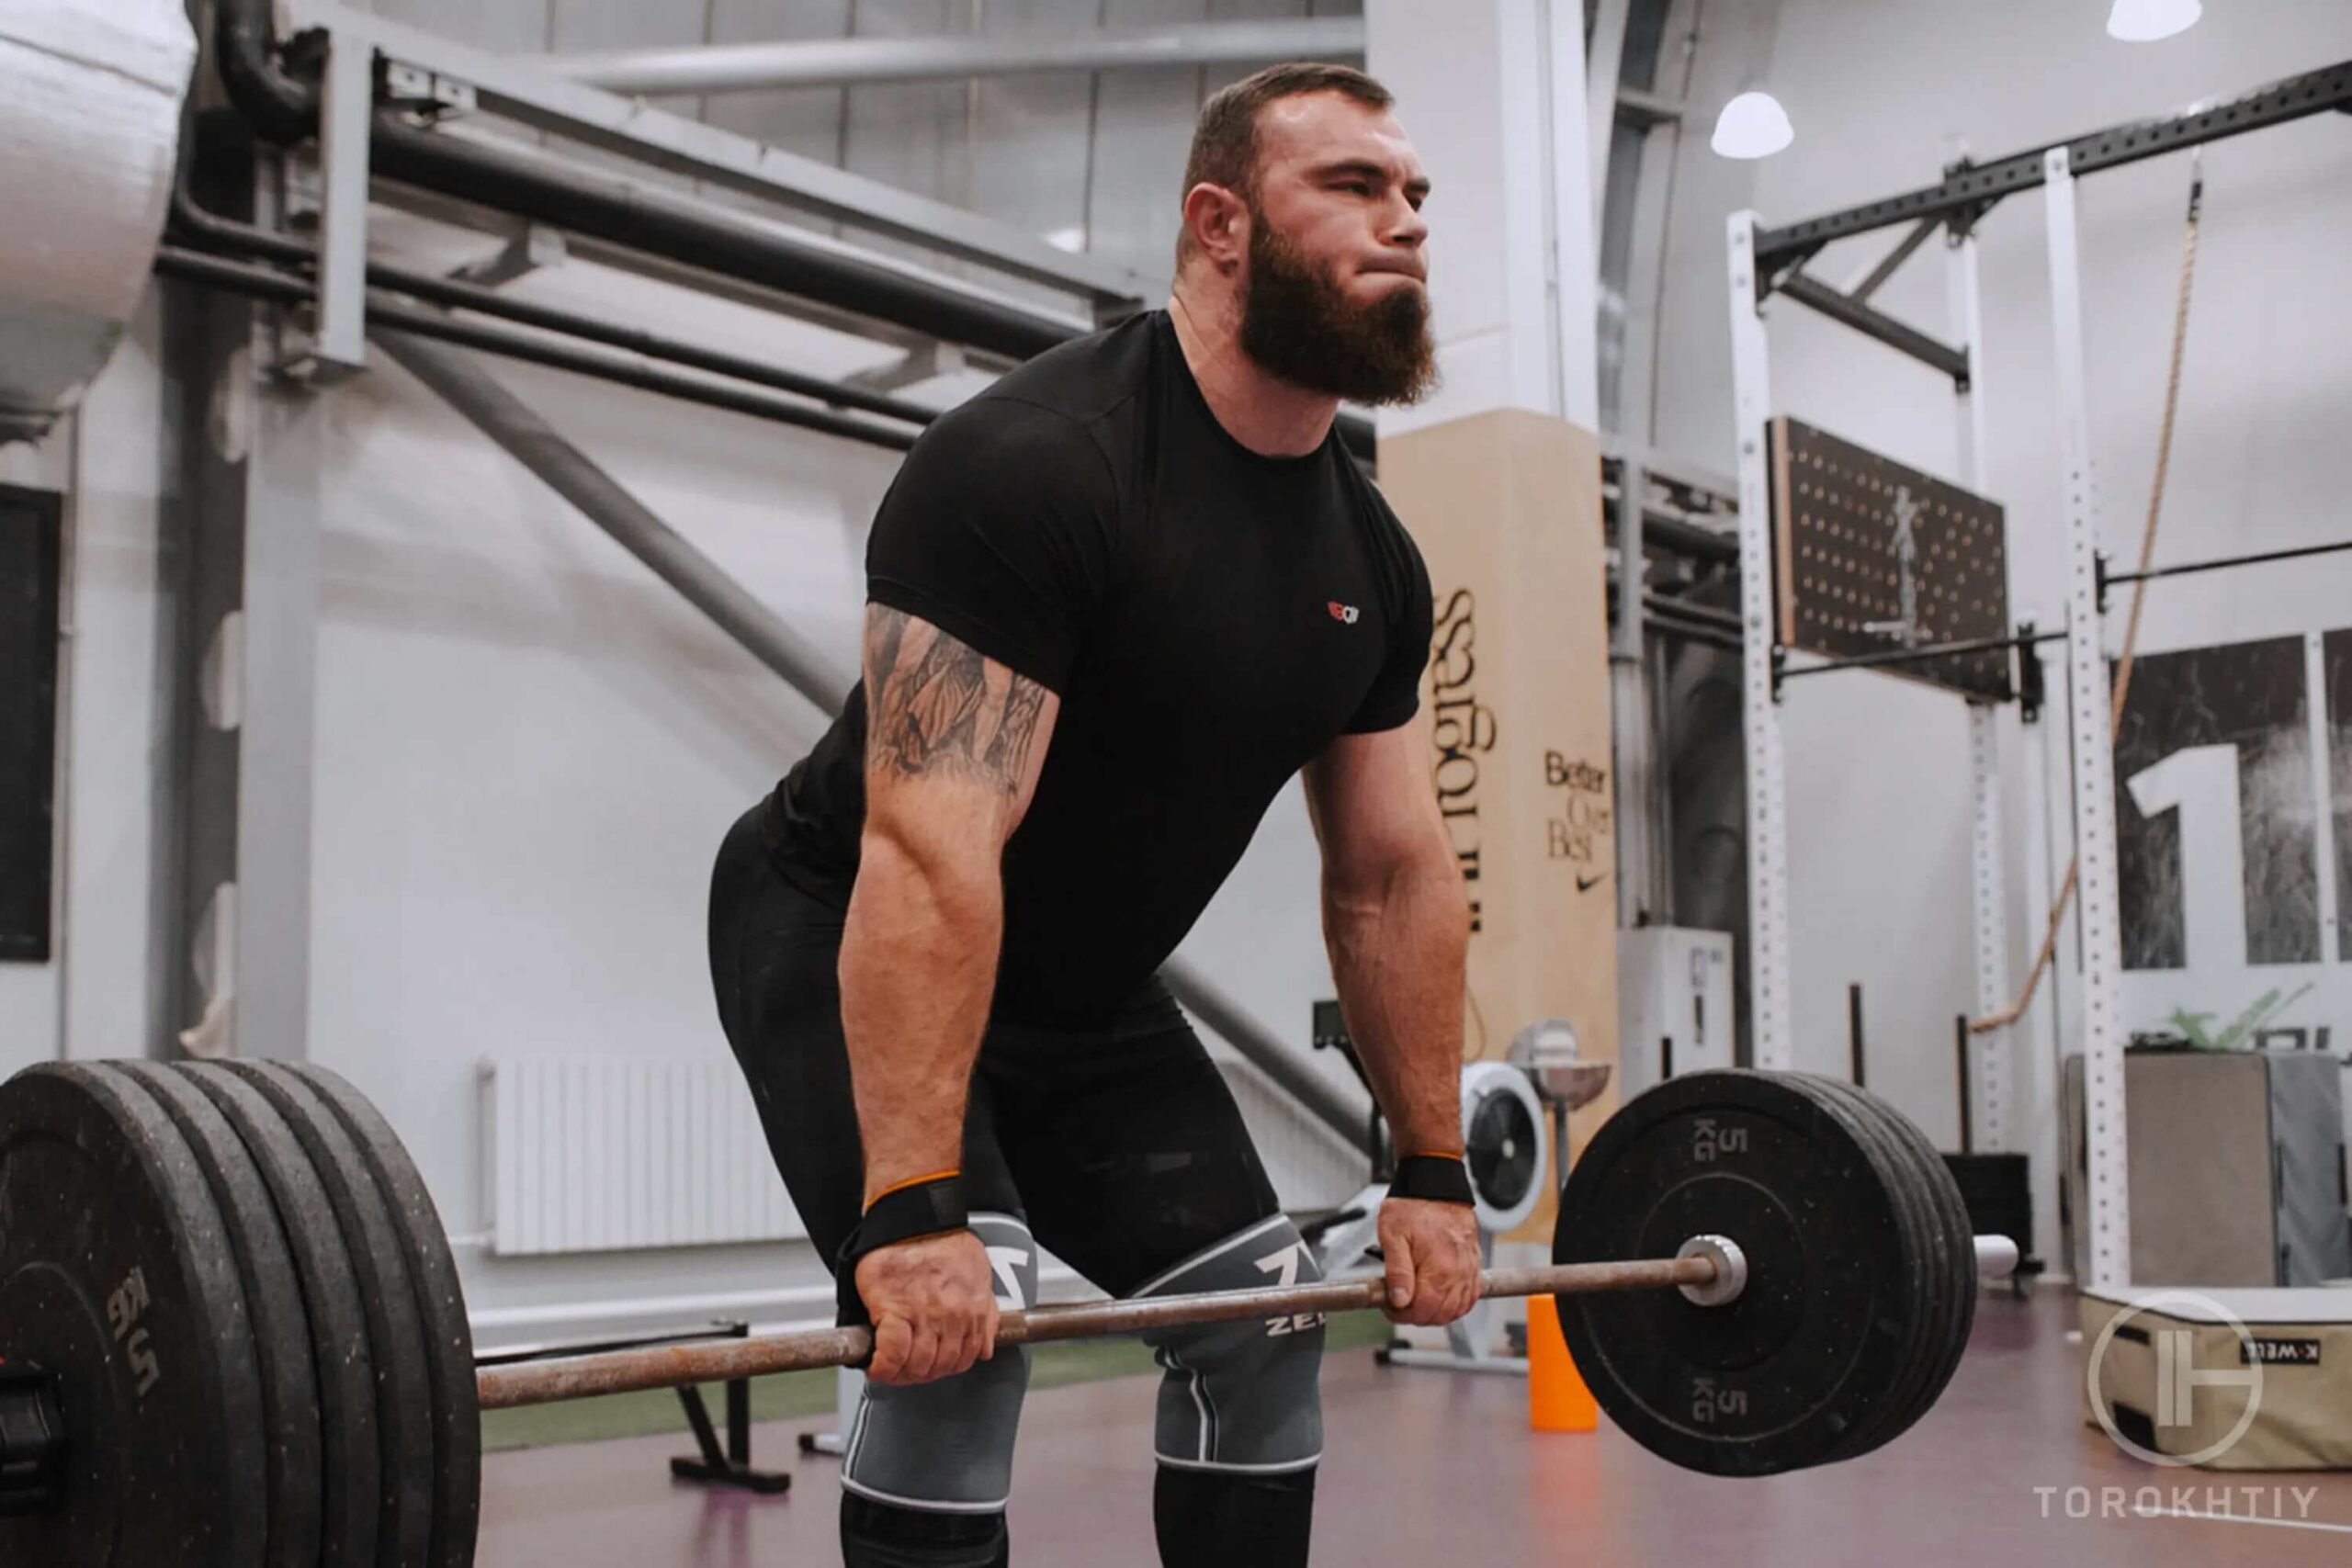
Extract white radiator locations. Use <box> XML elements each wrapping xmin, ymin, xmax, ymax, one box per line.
<box><xmin>481</xmin><ymin>1056</ymin><xmax>802</xmax><ymax>1257</ymax></box>
<box><xmin>479</xmin><ymin>1054</ymin><xmax>1363</xmax><ymax>1258</ymax></box>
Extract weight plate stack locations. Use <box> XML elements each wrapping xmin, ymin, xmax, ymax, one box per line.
<box><xmin>1841</xmin><ymin>1081</ymin><xmax>1978</xmax><ymax>1447</ymax></box>
<box><xmin>0</xmin><ymin>1064</ymin><xmax>268</xmax><ymax>1567</ymax></box>
<box><xmin>281</xmin><ymin>1063</ymin><xmax>481</xmax><ymax>1568</ymax></box>
<box><xmin>1552</xmin><ymin>1069</ymin><xmax>1919</xmax><ymax>1476</ymax></box>
<box><xmin>1800</xmin><ymin>1076</ymin><xmax>1949</xmax><ymax>1463</ymax></box>
<box><xmin>217</xmin><ymin>1063</ymin><xmax>438</xmax><ymax>1568</ymax></box>
<box><xmin>182</xmin><ymin>1063</ymin><xmax>384</xmax><ymax>1568</ymax></box>
<box><xmin>109</xmin><ymin>1062</ymin><xmax>324</xmax><ymax>1568</ymax></box>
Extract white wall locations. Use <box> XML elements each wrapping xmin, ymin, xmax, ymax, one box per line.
<box><xmin>0</xmin><ymin>291</ymin><xmax>175</xmax><ymax>1083</ymax></box>
<box><xmin>1650</xmin><ymin>0</ymin><xmax>2352</xmax><ymax>1269</ymax></box>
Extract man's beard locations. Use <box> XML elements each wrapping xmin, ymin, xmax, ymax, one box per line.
<box><xmin>1237</xmin><ymin>213</ymin><xmax>1438</xmax><ymax>408</ymax></box>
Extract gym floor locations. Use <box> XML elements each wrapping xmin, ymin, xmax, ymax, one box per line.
<box><xmin>479</xmin><ymin>1291</ymin><xmax>2352</xmax><ymax>1564</ymax></box>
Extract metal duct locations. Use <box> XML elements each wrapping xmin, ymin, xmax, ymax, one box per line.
<box><xmin>542</xmin><ymin>19</ymin><xmax>1367</xmax><ymax>97</ymax></box>
<box><xmin>0</xmin><ymin>0</ymin><xmax>194</xmax><ymax>443</ymax></box>
<box><xmin>208</xmin><ymin>0</ymin><xmax>1380</xmax><ymax>464</ymax></box>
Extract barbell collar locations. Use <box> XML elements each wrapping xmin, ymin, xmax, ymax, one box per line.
<box><xmin>1674</xmin><ymin>1234</ymin><xmax>1749</xmax><ymax>1308</ymax></box>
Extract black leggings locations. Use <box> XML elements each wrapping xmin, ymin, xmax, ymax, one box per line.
<box><xmin>707</xmin><ymin>807</ymin><xmax>1314</xmax><ymax>1565</ymax></box>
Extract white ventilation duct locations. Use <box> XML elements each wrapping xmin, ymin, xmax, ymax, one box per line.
<box><xmin>0</xmin><ymin>0</ymin><xmax>195</xmax><ymax>445</ymax></box>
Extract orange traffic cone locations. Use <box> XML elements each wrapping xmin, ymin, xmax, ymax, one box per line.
<box><xmin>1526</xmin><ymin>1294</ymin><xmax>1598</xmax><ymax>1432</ymax></box>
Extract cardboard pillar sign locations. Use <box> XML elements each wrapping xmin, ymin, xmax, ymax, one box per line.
<box><xmin>1378</xmin><ymin>408</ymin><xmax>1619</xmax><ymax>1235</ymax></box>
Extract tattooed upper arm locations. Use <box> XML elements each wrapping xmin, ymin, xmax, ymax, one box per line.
<box><xmin>862</xmin><ymin>605</ymin><xmax>1058</xmax><ymax>834</ymax></box>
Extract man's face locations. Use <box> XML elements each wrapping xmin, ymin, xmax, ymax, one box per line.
<box><xmin>1236</xmin><ymin>92</ymin><xmax>1436</xmax><ymax>407</ymax></box>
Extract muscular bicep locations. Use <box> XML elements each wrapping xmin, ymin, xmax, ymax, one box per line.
<box><xmin>862</xmin><ymin>604</ymin><xmax>1059</xmax><ymax>856</ymax></box>
<box><xmin>1302</xmin><ymin>715</ymin><xmax>1452</xmax><ymax>895</ymax></box>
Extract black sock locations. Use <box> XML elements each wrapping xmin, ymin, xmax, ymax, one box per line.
<box><xmin>1153</xmin><ymin>1465</ymin><xmax>1315</xmax><ymax>1568</ymax></box>
<box><xmin>841</xmin><ymin>1493</ymin><xmax>1010</xmax><ymax>1568</ymax></box>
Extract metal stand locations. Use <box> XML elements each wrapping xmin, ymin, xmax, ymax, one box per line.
<box><xmin>1947</xmin><ymin>203</ymin><xmax>2015</xmax><ymax>1157</ymax></box>
<box><xmin>1724</xmin><ymin>187</ymin><xmax>2018</xmax><ymax>1100</ymax></box>
<box><xmin>473</xmin><ymin>1322</ymin><xmax>791</xmax><ymax>1495</ymax></box>
<box><xmin>2042</xmin><ymin>148</ymin><xmax>2132</xmax><ymax>1291</ymax></box>
<box><xmin>673</xmin><ymin>1376</ymin><xmax>791</xmax><ymax>1495</ymax></box>
<box><xmin>1725</xmin><ymin>211</ymin><xmax>1793</xmax><ymax>1070</ymax></box>
<box><xmin>797</xmin><ymin>1367</ymin><xmax>863</xmax><ymax>1460</ymax></box>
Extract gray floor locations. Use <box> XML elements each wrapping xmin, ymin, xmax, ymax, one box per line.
<box><xmin>480</xmin><ymin>1291</ymin><xmax>2352</xmax><ymax>1564</ymax></box>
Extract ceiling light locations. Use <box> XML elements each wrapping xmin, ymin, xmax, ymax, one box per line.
<box><xmin>1712</xmin><ymin>90</ymin><xmax>1793</xmax><ymax>160</ymax></box>
<box><xmin>2107</xmin><ymin>0</ymin><xmax>2201</xmax><ymax>42</ymax></box>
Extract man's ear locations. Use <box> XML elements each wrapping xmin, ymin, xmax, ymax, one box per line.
<box><xmin>1179</xmin><ymin>181</ymin><xmax>1250</xmax><ymax>273</ymax></box>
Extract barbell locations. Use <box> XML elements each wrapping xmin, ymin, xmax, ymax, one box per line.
<box><xmin>0</xmin><ymin>1058</ymin><xmax>2011</xmax><ymax>1566</ymax></box>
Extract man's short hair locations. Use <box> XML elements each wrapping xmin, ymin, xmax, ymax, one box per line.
<box><xmin>1175</xmin><ymin>62</ymin><xmax>1395</xmax><ymax>267</ymax></box>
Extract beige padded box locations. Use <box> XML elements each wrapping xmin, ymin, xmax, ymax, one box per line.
<box><xmin>2080</xmin><ymin>1288</ymin><xmax>2352</xmax><ymax>1470</ymax></box>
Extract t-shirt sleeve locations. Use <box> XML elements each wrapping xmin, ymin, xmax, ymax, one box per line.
<box><xmin>864</xmin><ymin>398</ymin><xmax>1116</xmax><ymax>694</ymax></box>
<box><xmin>1343</xmin><ymin>521</ymin><xmax>1435</xmax><ymax>734</ymax></box>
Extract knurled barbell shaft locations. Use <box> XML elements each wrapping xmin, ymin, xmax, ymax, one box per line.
<box><xmin>474</xmin><ymin>1256</ymin><xmax>1715</xmax><ymax>1410</ymax></box>
<box><xmin>474</xmin><ymin>1235</ymin><xmax>2024</xmax><ymax>1410</ymax></box>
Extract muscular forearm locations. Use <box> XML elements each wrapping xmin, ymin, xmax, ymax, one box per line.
<box><xmin>1321</xmin><ymin>849</ymin><xmax>1471</xmax><ymax>1157</ymax></box>
<box><xmin>839</xmin><ymin>831</ymin><xmax>1001</xmax><ymax>1206</ymax></box>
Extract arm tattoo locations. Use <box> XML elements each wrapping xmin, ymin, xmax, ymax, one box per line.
<box><xmin>865</xmin><ymin>607</ymin><xmax>1049</xmax><ymax>793</ymax></box>
<box><xmin>983</xmin><ymin>676</ymin><xmax>1049</xmax><ymax>781</ymax></box>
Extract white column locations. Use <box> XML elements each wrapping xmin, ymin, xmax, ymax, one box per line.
<box><xmin>1366</xmin><ymin>0</ymin><xmax>1599</xmax><ymax>434</ymax></box>
<box><xmin>1947</xmin><ymin>224</ymin><xmax>2011</xmax><ymax>1152</ymax></box>
<box><xmin>1726</xmin><ymin>211</ymin><xmax>1792</xmax><ymax>1071</ymax></box>
<box><xmin>2044</xmin><ymin>149</ymin><xmax>2131</xmax><ymax>1291</ymax></box>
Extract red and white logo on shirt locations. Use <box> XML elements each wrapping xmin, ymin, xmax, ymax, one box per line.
<box><xmin>1327</xmin><ymin>601</ymin><xmax>1361</xmax><ymax>625</ymax></box>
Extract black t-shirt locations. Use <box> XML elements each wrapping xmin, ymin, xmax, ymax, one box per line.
<box><xmin>763</xmin><ymin>310</ymin><xmax>1432</xmax><ymax>1025</ymax></box>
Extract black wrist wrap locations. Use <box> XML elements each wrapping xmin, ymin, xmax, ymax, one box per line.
<box><xmin>1389</xmin><ymin>1155</ymin><xmax>1476</xmax><ymax>1207</ymax></box>
<box><xmin>835</xmin><ymin>1174</ymin><xmax>970</xmax><ymax>1333</ymax></box>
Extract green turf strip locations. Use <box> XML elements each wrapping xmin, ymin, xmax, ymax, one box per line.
<box><xmin>481</xmin><ymin>1310</ymin><xmax>1396</xmax><ymax>1453</ymax></box>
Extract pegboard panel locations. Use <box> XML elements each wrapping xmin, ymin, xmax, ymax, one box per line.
<box><xmin>1770</xmin><ymin>418</ymin><xmax>2011</xmax><ymax>701</ymax></box>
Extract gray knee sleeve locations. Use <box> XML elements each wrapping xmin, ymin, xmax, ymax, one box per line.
<box><xmin>841</xmin><ymin>1212</ymin><xmax>1037</xmax><ymax>1513</ymax></box>
<box><xmin>1136</xmin><ymin>1214</ymin><xmax>1325</xmax><ymax>1474</ymax></box>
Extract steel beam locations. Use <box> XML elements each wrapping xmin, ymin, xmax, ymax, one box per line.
<box><xmin>1844</xmin><ymin>217</ymin><xmax>1939</xmax><ymax>303</ymax></box>
<box><xmin>540</xmin><ymin>19</ymin><xmax>1364</xmax><ymax>97</ymax></box>
<box><xmin>1757</xmin><ymin>60</ymin><xmax>2352</xmax><ymax>272</ymax></box>
<box><xmin>281</xmin><ymin>0</ymin><xmax>1150</xmax><ymax>308</ymax></box>
<box><xmin>163</xmin><ymin>150</ymin><xmax>325</xmax><ymax>1066</ymax></box>
<box><xmin>1775</xmin><ymin>273</ymin><xmax>1969</xmax><ymax>384</ymax></box>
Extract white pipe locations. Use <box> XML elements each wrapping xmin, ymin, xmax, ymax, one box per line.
<box><xmin>539</xmin><ymin>18</ymin><xmax>1364</xmax><ymax>98</ymax></box>
<box><xmin>1974</xmin><ymin>1234</ymin><xmax>2021</xmax><ymax>1280</ymax></box>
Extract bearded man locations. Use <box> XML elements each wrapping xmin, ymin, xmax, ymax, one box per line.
<box><xmin>706</xmin><ymin>62</ymin><xmax>1476</xmax><ymax>1568</ymax></box>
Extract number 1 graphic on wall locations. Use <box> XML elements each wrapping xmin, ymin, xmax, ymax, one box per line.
<box><xmin>2127</xmin><ymin>744</ymin><xmax>2248</xmax><ymax>971</ymax></box>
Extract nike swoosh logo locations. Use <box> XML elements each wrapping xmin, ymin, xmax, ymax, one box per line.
<box><xmin>1576</xmin><ymin>873</ymin><xmax>1604</xmax><ymax>893</ymax></box>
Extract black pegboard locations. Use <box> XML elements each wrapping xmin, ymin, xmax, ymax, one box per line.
<box><xmin>1771</xmin><ymin>418</ymin><xmax>2011</xmax><ymax>701</ymax></box>
<box><xmin>0</xmin><ymin>484</ymin><xmax>60</xmax><ymax>961</ymax></box>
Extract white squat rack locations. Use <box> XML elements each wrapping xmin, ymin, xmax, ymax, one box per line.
<box><xmin>1723</xmin><ymin>60</ymin><xmax>2352</xmax><ymax>1293</ymax></box>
